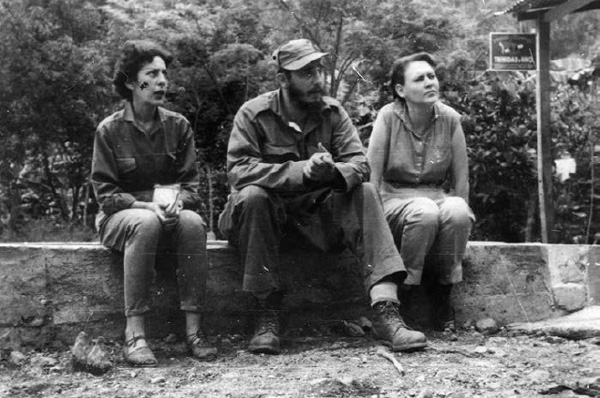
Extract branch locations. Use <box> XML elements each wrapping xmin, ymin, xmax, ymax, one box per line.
<box><xmin>276</xmin><ymin>0</ymin><xmax>319</xmax><ymax>46</ymax></box>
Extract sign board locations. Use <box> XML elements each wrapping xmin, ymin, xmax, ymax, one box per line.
<box><xmin>489</xmin><ymin>33</ymin><xmax>537</xmax><ymax>71</ymax></box>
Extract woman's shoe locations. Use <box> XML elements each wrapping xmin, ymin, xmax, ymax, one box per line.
<box><xmin>123</xmin><ymin>335</ymin><xmax>158</xmax><ymax>367</ymax></box>
<box><xmin>188</xmin><ymin>330</ymin><xmax>217</xmax><ymax>361</ymax></box>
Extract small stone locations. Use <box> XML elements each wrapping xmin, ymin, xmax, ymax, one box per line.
<box><xmin>27</xmin><ymin>316</ymin><xmax>46</xmax><ymax>327</ymax></box>
<box><xmin>474</xmin><ymin>346</ymin><xmax>488</xmax><ymax>354</ymax></box>
<box><xmin>164</xmin><ymin>333</ymin><xmax>177</xmax><ymax>344</ymax></box>
<box><xmin>71</xmin><ymin>331</ymin><xmax>112</xmax><ymax>375</ymax></box>
<box><xmin>343</xmin><ymin>321</ymin><xmax>365</xmax><ymax>337</ymax></box>
<box><xmin>30</xmin><ymin>354</ymin><xmax>58</xmax><ymax>368</ymax></box>
<box><xmin>86</xmin><ymin>338</ymin><xmax>112</xmax><ymax>375</ymax></box>
<box><xmin>488</xmin><ymin>337</ymin><xmax>508</xmax><ymax>345</ymax></box>
<box><xmin>462</xmin><ymin>319</ymin><xmax>475</xmax><ymax>329</ymax></box>
<box><xmin>150</xmin><ymin>376</ymin><xmax>166</xmax><ymax>384</ymax></box>
<box><xmin>356</xmin><ymin>317</ymin><xmax>372</xmax><ymax>331</ymax></box>
<box><xmin>338</xmin><ymin>376</ymin><xmax>354</xmax><ymax>386</ymax></box>
<box><xmin>493</xmin><ymin>348</ymin><xmax>508</xmax><ymax>357</ymax></box>
<box><xmin>577</xmin><ymin>375</ymin><xmax>600</xmax><ymax>386</ymax></box>
<box><xmin>416</xmin><ymin>389</ymin><xmax>434</xmax><ymax>398</ymax></box>
<box><xmin>436</xmin><ymin>370</ymin><xmax>456</xmax><ymax>379</ymax></box>
<box><xmin>71</xmin><ymin>331</ymin><xmax>91</xmax><ymax>366</ymax></box>
<box><xmin>9</xmin><ymin>351</ymin><xmax>27</xmax><ymax>365</ymax></box>
<box><xmin>543</xmin><ymin>335</ymin><xmax>566</xmax><ymax>344</ymax></box>
<box><xmin>585</xmin><ymin>337</ymin><xmax>600</xmax><ymax>345</ymax></box>
<box><xmin>527</xmin><ymin>369</ymin><xmax>551</xmax><ymax>383</ymax></box>
<box><xmin>475</xmin><ymin>318</ymin><xmax>499</xmax><ymax>335</ymax></box>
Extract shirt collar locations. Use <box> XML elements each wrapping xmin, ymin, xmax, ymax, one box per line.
<box><xmin>123</xmin><ymin>101</ymin><xmax>168</xmax><ymax>123</ymax></box>
<box><xmin>393</xmin><ymin>100</ymin><xmax>441</xmax><ymax>126</ymax></box>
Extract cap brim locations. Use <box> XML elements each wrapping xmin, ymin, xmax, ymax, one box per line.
<box><xmin>283</xmin><ymin>52</ymin><xmax>328</xmax><ymax>71</ymax></box>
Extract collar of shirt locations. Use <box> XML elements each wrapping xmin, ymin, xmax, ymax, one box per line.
<box><xmin>123</xmin><ymin>101</ymin><xmax>168</xmax><ymax>134</ymax></box>
<box><xmin>393</xmin><ymin>100</ymin><xmax>441</xmax><ymax>133</ymax></box>
<box><xmin>267</xmin><ymin>89</ymin><xmax>332</xmax><ymax>134</ymax></box>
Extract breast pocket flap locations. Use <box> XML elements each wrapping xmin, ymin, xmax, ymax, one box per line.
<box><xmin>116</xmin><ymin>157</ymin><xmax>137</xmax><ymax>174</ymax></box>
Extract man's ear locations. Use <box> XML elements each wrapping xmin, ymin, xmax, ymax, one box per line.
<box><xmin>276</xmin><ymin>72</ymin><xmax>289</xmax><ymax>89</ymax></box>
<box><xmin>395</xmin><ymin>84</ymin><xmax>405</xmax><ymax>99</ymax></box>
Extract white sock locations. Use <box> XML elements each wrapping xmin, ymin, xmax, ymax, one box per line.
<box><xmin>370</xmin><ymin>281</ymin><xmax>399</xmax><ymax>306</ymax></box>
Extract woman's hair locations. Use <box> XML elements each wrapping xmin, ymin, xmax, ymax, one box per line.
<box><xmin>389</xmin><ymin>52</ymin><xmax>436</xmax><ymax>100</ymax></box>
<box><xmin>113</xmin><ymin>40</ymin><xmax>173</xmax><ymax>101</ymax></box>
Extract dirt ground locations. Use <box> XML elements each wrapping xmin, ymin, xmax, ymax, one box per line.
<box><xmin>2</xmin><ymin>325</ymin><xmax>600</xmax><ymax>398</ymax></box>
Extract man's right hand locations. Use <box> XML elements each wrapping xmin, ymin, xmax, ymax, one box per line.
<box><xmin>303</xmin><ymin>143</ymin><xmax>337</xmax><ymax>183</ymax></box>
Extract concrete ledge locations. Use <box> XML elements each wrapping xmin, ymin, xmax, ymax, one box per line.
<box><xmin>1</xmin><ymin>241</ymin><xmax>599</xmax><ymax>348</ymax></box>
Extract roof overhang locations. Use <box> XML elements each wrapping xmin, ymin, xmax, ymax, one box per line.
<box><xmin>497</xmin><ymin>0</ymin><xmax>600</xmax><ymax>22</ymax></box>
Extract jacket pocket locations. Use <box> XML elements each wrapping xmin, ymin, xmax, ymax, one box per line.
<box><xmin>263</xmin><ymin>143</ymin><xmax>299</xmax><ymax>163</ymax></box>
<box><xmin>116</xmin><ymin>157</ymin><xmax>137</xmax><ymax>175</ymax></box>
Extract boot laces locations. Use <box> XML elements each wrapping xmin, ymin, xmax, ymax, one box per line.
<box><xmin>256</xmin><ymin>310</ymin><xmax>280</xmax><ymax>335</ymax></box>
<box><xmin>376</xmin><ymin>301</ymin><xmax>409</xmax><ymax>329</ymax></box>
<box><xmin>188</xmin><ymin>330</ymin><xmax>211</xmax><ymax>348</ymax></box>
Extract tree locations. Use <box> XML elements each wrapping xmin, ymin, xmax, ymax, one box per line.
<box><xmin>0</xmin><ymin>0</ymin><xmax>113</xmax><ymax>235</ymax></box>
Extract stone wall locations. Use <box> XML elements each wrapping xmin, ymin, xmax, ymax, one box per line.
<box><xmin>0</xmin><ymin>241</ymin><xmax>598</xmax><ymax>348</ymax></box>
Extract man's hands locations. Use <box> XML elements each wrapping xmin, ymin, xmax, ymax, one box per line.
<box><xmin>303</xmin><ymin>143</ymin><xmax>337</xmax><ymax>184</ymax></box>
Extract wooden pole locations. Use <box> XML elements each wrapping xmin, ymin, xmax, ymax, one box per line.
<box><xmin>535</xmin><ymin>16</ymin><xmax>554</xmax><ymax>243</ymax></box>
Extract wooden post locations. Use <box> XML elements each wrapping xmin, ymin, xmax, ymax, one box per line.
<box><xmin>535</xmin><ymin>16</ymin><xmax>554</xmax><ymax>243</ymax></box>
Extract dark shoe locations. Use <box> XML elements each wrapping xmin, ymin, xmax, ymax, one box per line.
<box><xmin>248</xmin><ymin>310</ymin><xmax>280</xmax><ymax>355</ymax></box>
<box><xmin>431</xmin><ymin>283</ymin><xmax>456</xmax><ymax>333</ymax></box>
<box><xmin>123</xmin><ymin>335</ymin><xmax>157</xmax><ymax>367</ymax></box>
<box><xmin>188</xmin><ymin>330</ymin><xmax>217</xmax><ymax>361</ymax></box>
<box><xmin>371</xmin><ymin>301</ymin><xmax>427</xmax><ymax>352</ymax></box>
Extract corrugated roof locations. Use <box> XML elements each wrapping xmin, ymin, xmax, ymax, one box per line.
<box><xmin>498</xmin><ymin>0</ymin><xmax>600</xmax><ymax>19</ymax></box>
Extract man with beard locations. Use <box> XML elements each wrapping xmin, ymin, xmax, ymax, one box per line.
<box><xmin>219</xmin><ymin>39</ymin><xmax>427</xmax><ymax>354</ymax></box>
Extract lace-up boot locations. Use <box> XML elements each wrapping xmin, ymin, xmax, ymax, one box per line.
<box><xmin>248</xmin><ymin>309</ymin><xmax>280</xmax><ymax>354</ymax></box>
<box><xmin>371</xmin><ymin>301</ymin><xmax>427</xmax><ymax>351</ymax></box>
<box><xmin>248</xmin><ymin>292</ymin><xmax>282</xmax><ymax>354</ymax></box>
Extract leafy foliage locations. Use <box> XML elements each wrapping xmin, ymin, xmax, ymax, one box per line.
<box><xmin>2</xmin><ymin>0</ymin><xmax>600</xmax><ymax>242</ymax></box>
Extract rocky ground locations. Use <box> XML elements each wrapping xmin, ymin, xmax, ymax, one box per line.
<box><xmin>3</xmin><ymin>323</ymin><xmax>600</xmax><ymax>398</ymax></box>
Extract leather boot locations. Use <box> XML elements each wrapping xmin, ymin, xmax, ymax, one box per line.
<box><xmin>371</xmin><ymin>301</ymin><xmax>427</xmax><ymax>352</ymax></box>
<box><xmin>431</xmin><ymin>283</ymin><xmax>456</xmax><ymax>333</ymax></box>
<box><xmin>248</xmin><ymin>292</ymin><xmax>282</xmax><ymax>355</ymax></box>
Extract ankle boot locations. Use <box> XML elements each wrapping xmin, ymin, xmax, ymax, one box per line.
<box><xmin>371</xmin><ymin>301</ymin><xmax>427</xmax><ymax>352</ymax></box>
<box><xmin>431</xmin><ymin>283</ymin><xmax>456</xmax><ymax>332</ymax></box>
<box><xmin>248</xmin><ymin>292</ymin><xmax>282</xmax><ymax>355</ymax></box>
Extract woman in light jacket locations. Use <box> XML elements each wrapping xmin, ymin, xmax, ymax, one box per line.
<box><xmin>367</xmin><ymin>52</ymin><xmax>474</xmax><ymax>333</ymax></box>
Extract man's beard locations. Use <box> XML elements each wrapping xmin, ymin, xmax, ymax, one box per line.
<box><xmin>287</xmin><ymin>83</ymin><xmax>324</xmax><ymax>111</ymax></box>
